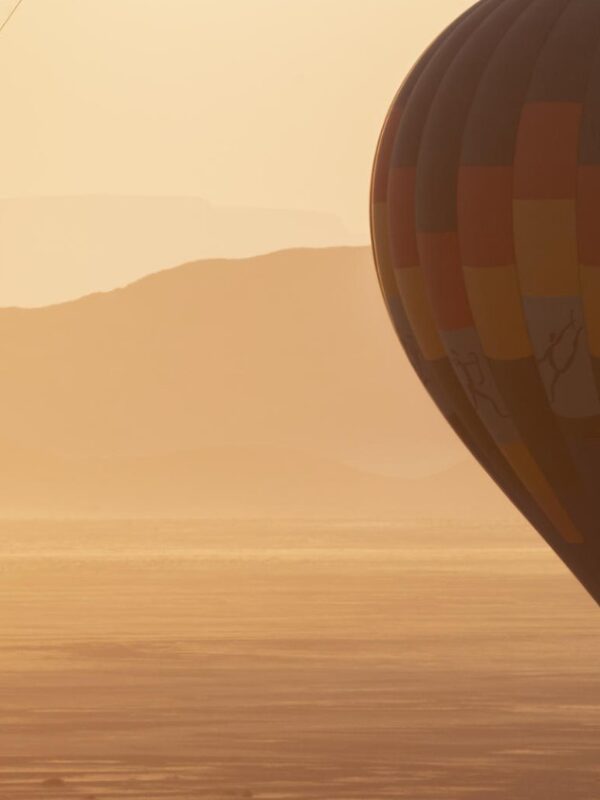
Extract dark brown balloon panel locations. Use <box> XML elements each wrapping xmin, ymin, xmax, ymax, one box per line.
<box><xmin>370</xmin><ymin>0</ymin><xmax>600</xmax><ymax>605</ymax></box>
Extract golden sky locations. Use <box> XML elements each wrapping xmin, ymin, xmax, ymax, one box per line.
<box><xmin>0</xmin><ymin>0</ymin><xmax>471</xmax><ymax>237</ymax></box>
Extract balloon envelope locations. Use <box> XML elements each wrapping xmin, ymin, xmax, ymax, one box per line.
<box><xmin>370</xmin><ymin>0</ymin><xmax>600</xmax><ymax>605</ymax></box>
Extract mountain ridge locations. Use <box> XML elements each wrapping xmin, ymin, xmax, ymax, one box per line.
<box><xmin>0</xmin><ymin>245</ymin><xmax>510</xmax><ymax>519</ymax></box>
<box><xmin>0</xmin><ymin>196</ymin><xmax>360</xmax><ymax>307</ymax></box>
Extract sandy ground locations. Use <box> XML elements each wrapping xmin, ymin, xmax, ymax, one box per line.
<box><xmin>0</xmin><ymin>519</ymin><xmax>598</xmax><ymax>799</ymax></box>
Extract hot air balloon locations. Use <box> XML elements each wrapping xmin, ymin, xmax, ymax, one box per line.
<box><xmin>370</xmin><ymin>0</ymin><xmax>600</xmax><ymax>605</ymax></box>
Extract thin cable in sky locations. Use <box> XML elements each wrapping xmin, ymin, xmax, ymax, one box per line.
<box><xmin>0</xmin><ymin>0</ymin><xmax>24</xmax><ymax>36</ymax></box>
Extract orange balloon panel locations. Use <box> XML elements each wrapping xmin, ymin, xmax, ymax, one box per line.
<box><xmin>370</xmin><ymin>0</ymin><xmax>600</xmax><ymax>605</ymax></box>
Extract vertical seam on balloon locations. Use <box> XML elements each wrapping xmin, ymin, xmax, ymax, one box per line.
<box><xmin>507</xmin><ymin>0</ymin><xmax>587</xmax><ymax>362</ymax></box>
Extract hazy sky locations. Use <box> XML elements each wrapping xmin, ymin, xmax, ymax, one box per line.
<box><xmin>0</xmin><ymin>0</ymin><xmax>472</xmax><ymax>239</ymax></box>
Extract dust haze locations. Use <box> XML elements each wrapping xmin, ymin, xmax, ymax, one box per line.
<box><xmin>0</xmin><ymin>2</ymin><xmax>598</xmax><ymax>800</ymax></box>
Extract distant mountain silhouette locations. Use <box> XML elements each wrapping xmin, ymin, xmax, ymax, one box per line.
<box><xmin>0</xmin><ymin>196</ymin><xmax>359</xmax><ymax>306</ymax></box>
<box><xmin>0</xmin><ymin>246</ymin><xmax>514</xmax><ymax>518</ymax></box>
